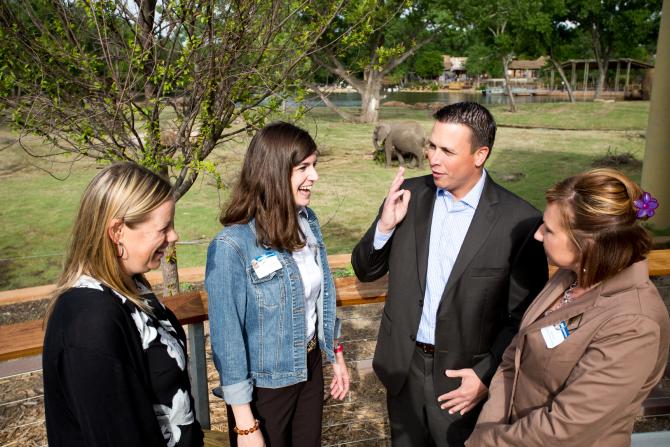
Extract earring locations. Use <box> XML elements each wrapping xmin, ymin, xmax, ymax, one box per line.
<box><xmin>117</xmin><ymin>242</ymin><xmax>128</xmax><ymax>260</ymax></box>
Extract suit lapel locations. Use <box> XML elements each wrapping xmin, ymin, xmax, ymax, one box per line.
<box><xmin>415</xmin><ymin>175</ymin><xmax>436</xmax><ymax>296</ymax></box>
<box><xmin>439</xmin><ymin>176</ymin><xmax>500</xmax><ymax>311</ymax></box>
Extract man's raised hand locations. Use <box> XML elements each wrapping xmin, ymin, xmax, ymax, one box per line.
<box><xmin>378</xmin><ymin>167</ymin><xmax>411</xmax><ymax>234</ymax></box>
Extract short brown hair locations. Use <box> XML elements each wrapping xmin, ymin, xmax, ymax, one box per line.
<box><xmin>221</xmin><ymin>122</ymin><xmax>317</xmax><ymax>251</ymax></box>
<box><xmin>546</xmin><ymin>168</ymin><xmax>652</xmax><ymax>287</ymax></box>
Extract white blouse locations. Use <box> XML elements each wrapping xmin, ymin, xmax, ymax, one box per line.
<box><xmin>292</xmin><ymin>209</ymin><xmax>323</xmax><ymax>342</ymax></box>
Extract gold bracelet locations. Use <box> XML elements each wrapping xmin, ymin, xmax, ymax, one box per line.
<box><xmin>233</xmin><ymin>419</ymin><xmax>260</xmax><ymax>436</ymax></box>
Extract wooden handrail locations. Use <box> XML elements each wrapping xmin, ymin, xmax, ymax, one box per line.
<box><xmin>2</xmin><ymin>249</ymin><xmax>670</xmax><ymax>429</ymax></box>
<box><xmin>1</xmin><ymin>249</ymin><xmax>669</xmax><ymax>362</ymax></box>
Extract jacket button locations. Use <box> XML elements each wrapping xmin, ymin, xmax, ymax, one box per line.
<box><xmin>410</xmin><ymin>334</ymin><xmax>416</xmax><ymax>341</ymax></box>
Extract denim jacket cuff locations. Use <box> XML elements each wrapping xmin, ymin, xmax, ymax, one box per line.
<box><xmin>221</xmin><ymin>378</ymin><xmax>254</xmax><ymax>405</ymax></box>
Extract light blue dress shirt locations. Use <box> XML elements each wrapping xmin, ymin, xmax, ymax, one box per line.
<box><xmin>374</xmin><ymin>170</ymin><xmax>487</xmax><ymax>345</ymax></box>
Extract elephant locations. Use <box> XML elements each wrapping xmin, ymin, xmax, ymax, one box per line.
<box><xmin>373</xmin><ymin>121</ymin><xmax>425</xmax><ymax>168</ymax></box>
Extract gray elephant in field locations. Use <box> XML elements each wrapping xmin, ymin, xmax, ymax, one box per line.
<box><xmin>373</xmin><ymin>121</ymin><xmax>425</xmax><ymax>168</ymax></box>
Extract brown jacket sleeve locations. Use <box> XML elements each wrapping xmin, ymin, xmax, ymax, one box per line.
<box><xmin>474</xmin><ymin>332</ymin><xmax>519</xmax><ymax>426</ymax></box>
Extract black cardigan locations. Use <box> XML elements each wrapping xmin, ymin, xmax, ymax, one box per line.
<box><xmin>43</xmin><ymin>281</ymin><xmax>204</xmax><ymax>447</ymax></box>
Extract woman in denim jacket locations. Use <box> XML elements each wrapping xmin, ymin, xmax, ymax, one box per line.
<box><xmin>205</xmin><ymin>122</ymin><xmax>349</xmax><ymax>447</ymax></box>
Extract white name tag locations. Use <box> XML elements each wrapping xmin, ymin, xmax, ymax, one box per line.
<box><xmin>541</xmin><ymin>321</ymin><xmax>570</xmax><ymax>349</ymax></box>
<box><xmin>251</xmin><ymin>252</ymin><xmax>282</xmax><ymax>279</ymax></box>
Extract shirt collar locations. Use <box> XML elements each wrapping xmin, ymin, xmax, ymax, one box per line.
<box><xmin>298</xmin><ymin>206</ymin><xmax>308</xmax><ymax>220</ymax></box>
<box><xmin>437</xmin><ymin>168</ymin><xmax>487</xmax><ymax>210</ymax></box>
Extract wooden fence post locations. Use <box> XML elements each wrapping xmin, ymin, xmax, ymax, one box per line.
<box><xmin>188</xmin><ymin>321</ymin><xmax>211</xmax><ymax>429</ymax></box>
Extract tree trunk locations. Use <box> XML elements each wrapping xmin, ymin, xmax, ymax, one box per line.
<box><xmin>590</xmin><ymin>24</ymin><xmax>608</xmax><ymax>100</ymax></box>
<box><xmin>359</xmin><ymin>71</ymin><xmax>383</xmax><ymax>123</ymax></box>
<box><xmin>594</xmin><ymin>59</ymin><xmax>608</xmax><ymax>99</ymax></box>
<box><xmin>309</xmin><ymin>84</ymin><xmax>357</xmax><ymax>121</ymax></box>
<box><xmin>161</xmin><ymin>243</ymin><xmax>180</xmax><ymax>296</ymax></box>
<box><xmin>137</xmin><ymin>0</ymin><xmax>157</xmax><ymax>101</ymax></box>
<box><xmin>359</xmin><ymin>70</ymin><xmax>384</xmax><ymax>123</ymax></box>
<box><xmin>549</xmin><ymin>57</ymin><xmax>575</xmax><ymax>103</ymax></box>
<box><xmin>502</xmin><ymin>55</ymin><xmax>517</xmax><ymax>112</ymax></box>
<box><xmin>159</xmin><ymin>163</ymin><xmax>180</xmax><ymax>296</ymax></box>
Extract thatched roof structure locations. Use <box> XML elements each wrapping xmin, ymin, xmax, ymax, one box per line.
<box><xmin>509</xmin><ymin>57</ymin><xmax>547</xmax><ymax>70</ymax></box>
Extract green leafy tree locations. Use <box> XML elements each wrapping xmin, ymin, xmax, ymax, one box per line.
<box><xmin>0</xmin><ymin>0</ymin><xmax>345</xmax><ymax>294</ymax></box>
<box><xmin>508</xmin><ymin>0</ymin><xmax>581</xmax><ymax>102</ymax></box>
<box><xmin>413</xmin><ymin>48</ymin><xmax>444</xmax><ymax>79</ymax></box>
<box><xmin>443</xmin><ymin>0</ymin><xmax>555</xmax><ymax>111</ymax></box>
<box><xmin>465</xmin><ymin>42</ymin><xmax>502</xmax><ymax>79</ymax></box>
<box><xmin>567</xmin><ymin>0</ymin><xmax>662</xmax><ymax>98</ymax></box>
<box><xmin>309</xmin><ymin>0</ymin><xmax>436</xmax><ymax>123</ymax></box>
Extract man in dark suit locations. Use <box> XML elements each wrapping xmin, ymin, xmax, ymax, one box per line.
<box><xmin>352</xmin><ymin>102</ymin><xmax>548</xmax><ymax>446</ymax></box>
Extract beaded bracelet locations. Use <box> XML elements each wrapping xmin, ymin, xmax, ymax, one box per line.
<box><xmin>334</xmin><ymin>343</ymin><xmax>344</xmax><ymax>354</ymax></box>
<box><xmin>233</xmin><ymin>419</ymin><xmax>260</xmax><ymax>436</ymax></box>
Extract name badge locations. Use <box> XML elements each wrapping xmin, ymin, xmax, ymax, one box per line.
<box><xmin>541</xmin><ymin>321</ymin><xmax>570</xmax><ymax>349</ymax></box>
<box><xmin>251</xmin><ymin>252</ymin><xmax>282</xmax><ymax>279</ymax></box>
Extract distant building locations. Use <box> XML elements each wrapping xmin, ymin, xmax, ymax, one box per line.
<box><xmin>508</xmin><ymin>57</ymin><xmax>548</xmax><ymax>80</ymax></box>
<box><xmin>558</xmin><ymin>58</ymin><xmax>653</xmax><ymax>95</ymax></box>
<box><xmin>441</xmin><ymin>55</ymin><xmax>468</xmax><ymax>82</ymax></box>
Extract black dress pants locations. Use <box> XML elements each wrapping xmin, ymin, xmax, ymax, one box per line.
<box><xmin>227</xmin><ymin>345</ymin><xmax>324</xmax><ymax>447</ymax></box>
<box><xmin>387</xmin><ymin>346</ymin><xmax>478</xmax><ymax>447</ymax></box>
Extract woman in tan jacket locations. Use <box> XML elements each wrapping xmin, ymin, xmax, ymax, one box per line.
<box><xmin>467</xmin><ymin>168</ymin><xmax>669</xmax><ymax>447</ymax></box>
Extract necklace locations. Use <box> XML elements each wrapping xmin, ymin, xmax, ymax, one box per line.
<box><xmin>562</xmin><ymin>280</ymin><xmax>579</xmax><ymax>305</ymax></box>
<box><xmin>545</xmin><ymin>280</ymin><xmax>579</xmax><ymax>316</ymax></box>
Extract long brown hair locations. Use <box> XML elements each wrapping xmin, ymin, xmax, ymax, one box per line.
<box><xmin>546</xmin><ymin>168</ymin><xmax>652</xmax><ymax>287</ymax></box>
<box><xmin>221</xmin><ymin>122</ymin><xmax>317</xmax><ymax>251</ymax></box>
<box><xmin>47</xmin><ymin>162</ymin><xmax>174</xmax><ymax>321</ymax></box>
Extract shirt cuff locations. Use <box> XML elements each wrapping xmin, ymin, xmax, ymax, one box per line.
<box><xmin>373</xmin><ymin>223</ymin><xmax>394</xmax><ymax>250</ymax></box>
<box><xmin>221</xmin><ymin>378</ymin><xmax>254</xmax><ymax>405</ymax></box>
<box><xmin>334</xmin><ymin>317</ymin><xmax>342</xmax><ymax>340</ymax></box>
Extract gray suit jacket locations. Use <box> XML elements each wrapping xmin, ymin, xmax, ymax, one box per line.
<box><xmin>352</xmin><ymin>173</ymin><xmax>548</xmax><ymax>430</ymax></box>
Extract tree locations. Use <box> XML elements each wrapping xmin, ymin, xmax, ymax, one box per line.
<box><xmin>309</xmin><ymin>0</ymin><xmax>435</xmax><ymax>123</ymax></box>
<box><xmin>512</xmin><ymin>0</ymin><xmax>580</xmax><ymax>102</ymax></box>
<box><xmin>0</xmin><ymin>0</ymin><xmax>345</xmax><ymax>294</ymax></box>
<box><xmin>542</xmin><ymin>20</ymin><xmax>581</xmax><ymax>103</ymax></box>
<box><xmin>568</xmin><ymin>0</ymin><xmax>662</xmax><ymax>98</ymax></box>
<box><xmin>465</xmin><ymin>42</ymin><xmax>503</xmax><ymax>80</ymax></box>
<box><xmin>413</xmin><ymin>48</ymin><xmax>445</xmax><ymax>79</ymax></box>
<box><xmin>444</xmin><ymin>0</ymin><xmax>556</xmax><ymax>112</ymax></box>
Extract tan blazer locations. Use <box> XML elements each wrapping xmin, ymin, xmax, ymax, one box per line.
<box><xmin>467</xmin><ymin>260</ymin><xmax>670</xmax><ymax>447</ymax></box>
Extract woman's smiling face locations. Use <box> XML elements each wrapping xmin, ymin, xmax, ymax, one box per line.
<box><xmin>291</xmin><ymin>153</ymin><xmax>318</xmax><ymax>208</ymax></box>
<box><xmin>116</xmin><ymin>199</ymin><xmax>178</xmax><ymax>276</ymax></box>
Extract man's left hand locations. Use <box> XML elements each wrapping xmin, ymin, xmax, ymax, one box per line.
<box><xmin>438</xmin><ymin>368</ymin><xmax>488</xmax><ymax>415</ymax></box>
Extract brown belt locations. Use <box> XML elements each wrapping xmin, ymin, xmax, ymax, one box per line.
<box><xmin>416</xmin><ymin>341</ymin><xmax>435</xmax><ymax>355</ymax></box>
<box><xmin>307</xmin><ymin>334</ymin><xmax>318</xmax><ymax>353</ymax></box>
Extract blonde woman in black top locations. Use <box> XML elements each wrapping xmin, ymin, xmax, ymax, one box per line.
<box><xmin>43</xmin><ymin>163</ymin><xmax>224</xmax><ymax>446</ymax></box>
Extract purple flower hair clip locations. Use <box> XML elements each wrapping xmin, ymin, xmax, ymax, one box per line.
<box><xmin>633</xmin><ymin>192</ymin><xmax>659</xmax><ymax>219</ymax></box>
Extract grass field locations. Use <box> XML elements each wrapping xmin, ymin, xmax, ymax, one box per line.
<box><xmin>0</xmin><ymin>101</ymin><xmax>649</xmax><ymax>290</ymax></box>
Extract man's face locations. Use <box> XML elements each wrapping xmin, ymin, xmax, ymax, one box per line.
<box><xmin>426</xmin><ymin>121</ymin><xmax>488</xmax><ymax>200</ymax></box>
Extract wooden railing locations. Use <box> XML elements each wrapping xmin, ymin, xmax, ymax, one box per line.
<box><xmin>1</xmin><ymin>250</ymin><xmax>669</xmax><ymax>429</ymax></box>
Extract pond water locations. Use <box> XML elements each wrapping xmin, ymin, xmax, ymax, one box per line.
<box><xmin>301</xmin><ymin>90</ymin><xmax>581</xmax><ymax>107</ymax></box>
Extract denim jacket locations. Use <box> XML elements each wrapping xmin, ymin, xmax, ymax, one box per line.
<box><xmin>205</xmin><ymin>207</ymin><xmax>340</xmax><ymax>405</ymax></box>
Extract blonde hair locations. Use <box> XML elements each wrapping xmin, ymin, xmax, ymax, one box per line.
<box><xmin>47</xmin><ymin>162</ymin><xmax>174</xmax><ymax>320</ymax></box>
<box><xmin>546</xmin><ymin>168</ymin><xmax>652</xmax><ymax>287</ymax></box>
